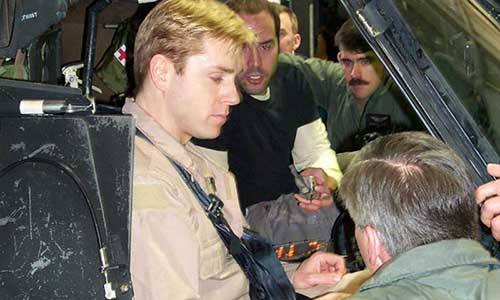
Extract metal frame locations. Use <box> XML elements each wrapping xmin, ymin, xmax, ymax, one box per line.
<box><xmin>341</xmin><ymin>0</ymin><xmax>499</xmax><ymax>186</ymax></box>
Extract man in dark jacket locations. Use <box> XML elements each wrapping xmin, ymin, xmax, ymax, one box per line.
<box><xmin>337</xmin><ymin>132</ymin><xmax>500</xmax><ymax>299</ymax></box>
<box><xmin>195</xmin><ymin>0</ymin><xmax>342</xmax><ymax>245</ymax></box>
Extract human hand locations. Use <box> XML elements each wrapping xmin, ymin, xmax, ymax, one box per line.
<box><xmin>295</xmin><ymin>167</ymin><xmax>337</xmax><ymax>211</ymax></box>
<box><xmin>475</xmin><ymin>163</ymin><xmax>500</xmax><ymax>241</ymax></box>
<box><xmin>292</xmin><ymin>251</ymin><xmax>346</xmax><ymax>289</ymax></box>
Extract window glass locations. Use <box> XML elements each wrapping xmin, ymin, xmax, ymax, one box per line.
<box><xmin>395</xmin><ymin>0</ymin><xmax>500</xmax><ymax>153</ymax></box>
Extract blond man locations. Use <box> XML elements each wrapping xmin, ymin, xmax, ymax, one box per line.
<box><xmin>127</xmin><ymin>1</ymin><xmax>253</xmax><ymax>298</ymax></box>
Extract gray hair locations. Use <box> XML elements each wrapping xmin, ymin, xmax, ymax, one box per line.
<box><xmin>339</xmin><ymin>132</ymin><xmax>479</xmax><ymax>257</ymax></box>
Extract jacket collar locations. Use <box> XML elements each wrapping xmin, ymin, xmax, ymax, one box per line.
<box><xmin>122</xmin><ymin>99</ymin><xmax>199</xmax><ymax>174</ymax></box>
<box><xmin>360</xmin><ymin>239</ymin><xmax>499</xmax><ymax>291</ymax></box>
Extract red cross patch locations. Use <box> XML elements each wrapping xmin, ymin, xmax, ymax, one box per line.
<box><xmin>114</xmin><ymin>44</ymin><xmax>127</xmax><ymax>66</ymax></box>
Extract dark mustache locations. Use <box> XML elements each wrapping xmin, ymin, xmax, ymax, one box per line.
<box><xmin>349</xmin><ymin>78</ymin><xmax>369</xmax><ymax>86</ymax></box>
<box><xmin>243</xmin><ymin>67</ymin><xmax>265</xmax><ymax>75</ymax></box>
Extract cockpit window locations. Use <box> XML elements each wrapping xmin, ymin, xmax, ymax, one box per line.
<box><xmin>394</xmin><ymin>0</ymin><xmax>500</xmax><ymax>153</ymax></box>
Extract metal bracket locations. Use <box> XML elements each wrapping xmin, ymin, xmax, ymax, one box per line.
<box><xmin>356</xmin><ymin>0</ymin><xmax>390</xmax><ymax>37</ymax></box>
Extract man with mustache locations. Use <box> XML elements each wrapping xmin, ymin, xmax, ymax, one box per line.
<box><xmin>281</xmin><ymin>19</ymin><xmax>421</xmax><ymax>154</ymax></box>
<box><xmin>195</xmin><ymin>0</ymin><xmax>343</xmax><ymax>245</ymax></box>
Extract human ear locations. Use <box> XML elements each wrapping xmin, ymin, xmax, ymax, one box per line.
<box><xmin>365</xmin><ymin>225</ymin><xmax>388</xmax><ymax>271</ymax></box>
<box><xmin>337</xmin><ymin>51</ymin><xmax>342</xmax><ymax>62</ymax></box>
<box><xmin>293</xmin><ymin>33</ymin><xmax>301</xmax><ymax>51</ymax></box>
<box><xmin>148</xmin><ymin>54</ymin><xmax>174</xmax><ymax>92</ymax></box>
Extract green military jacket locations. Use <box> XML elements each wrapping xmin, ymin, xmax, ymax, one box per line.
<box><xmin>279</xmin><ymin>53</ymin><xmax>421</xmax><ymax>152</ymax></box>
<box><xmin>348</xmin><ymin>239</ymin><xmax>500</xmax><ymax>300</ymax></box>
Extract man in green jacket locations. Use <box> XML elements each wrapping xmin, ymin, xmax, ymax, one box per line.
<box><xmin>337</xmin><ymin>131</ymin><xmax>500</xmax><ymax>300</ymax></box>
<box><xmin>280</xmin><ymin>19</ymin><xmax>421</xmax><ymax>154</ymax></box>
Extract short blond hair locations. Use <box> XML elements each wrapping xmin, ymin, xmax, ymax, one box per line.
<box><xmin>134</xmin><ymin>0</ymin><xmax>254</xmax><ymax>92</ymax></box>
<box><xmin>275</xmin><ymin>5</ymin><xmax>299</xmax><ymax>34</ymax></box>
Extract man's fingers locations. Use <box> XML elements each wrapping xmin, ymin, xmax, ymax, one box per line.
<box><xmin>313</xmin><ymin>251</ymin><xmax>346</xmax><ymax>274</ymax></box>
<box><xmin>293</xmin><ymin>272</ymin><xmax>342</xmax><ymax>289</ymax></box>
<box><xmin>295</xmin><ymin>193</ymin><xmax>332</xmax><ymax>210</ymax></box>
<box><xmin>475</xmin><ymin>180</ymin><xmax>500</xmax><ymax>204</ymax></box>
<box><xmin>311</xmin><ymin>197</ymin><xmax>333</xmax><ymax>208</ymax></box>
<box><xmin>480</xmin><ymin>197</ymin><xmax>500</xmax><ymax>227</ymax></box>
<box><xmin>492</xmin><ymin>215</ymin><xmax>500</xmax><ymax>241</ymax></box>
<box><xmin>475</xmin><ymin>164</ymin><xmax>500</xmax><ymax>204</ymax></box>
<box><xmin>298</xmin><ymin>202</ymin><xmax>322</xmax><ymax>211</ymax></box>
<box><xmin>300</xmin><ymin>168</ymin><xmax>327</xmax><ymax>185</ymax></box>
<box><xmin>315</xmin><ymin>184</ymin><xmax>331</xmax><ymax>194</ymax></box>
<box><xmin>295</xmin><ymin>194</ymin><xmax>320</xmax><ymax>210</ymax></box>
<box><xmin>327</xmin><ymin>260</ymin><xmax>346</xmax><ymax>275</ymax></box>
<box><xmin>303</xmin><ymin>272</ymin><xmax>343</xmax><ymax>287</ymax></box>
<box><xmin>487</xmin><ymin>163</ymin><xmax>500</xmax><ymax>177</ymax></box>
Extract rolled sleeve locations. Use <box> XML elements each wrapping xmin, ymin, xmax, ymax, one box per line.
<box><xmin>292</xmin><ymin>118</ymin><xmax>343</xmax><ymax>185</ymax></box>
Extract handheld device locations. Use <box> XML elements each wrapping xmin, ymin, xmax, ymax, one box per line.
<box><xmin>289</xmin><ymin>165</ymin><xmax>315</xmax><ymax>200</ymax></box>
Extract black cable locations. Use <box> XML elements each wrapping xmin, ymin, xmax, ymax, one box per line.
<box><xmin>0</xmin><ymin>157</ymin><xmax>104</xmax><ymax>250</ymax></box>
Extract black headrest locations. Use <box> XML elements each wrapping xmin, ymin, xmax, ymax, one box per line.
<box><xmin>0</xmin><ymin>0</ymin><xmax>71</xmax><ymax>58</ymax></box>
